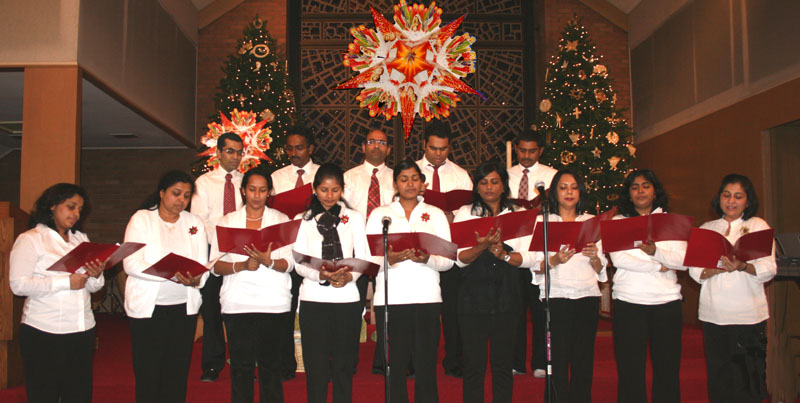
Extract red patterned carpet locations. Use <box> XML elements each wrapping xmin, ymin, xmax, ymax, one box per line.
<box><xmin>1</xmin><ymin>314</ymin><xmax>710</xmax><ymax>402</ymax></box>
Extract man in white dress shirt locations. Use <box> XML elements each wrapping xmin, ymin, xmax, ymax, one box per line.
<box><xmin>416</xmin><ymin>120</ymin><xmax>472</xmax><ymax>378</ymax></box>
<box><xmin>191</xmin><ymin>132</ymin><xmax>244</xmax><ymax>382</ymax></box>
<box><xmin>507</xmin><ymin>128</ymin><xmax>557</xmax><ymax>378</ymax></box>
<box><xmin>269</xmin><ymin>126</ymin><xmax>320</xmax><ymax>379</ymax></box>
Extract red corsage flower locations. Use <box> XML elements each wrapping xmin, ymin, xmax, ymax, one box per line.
<box><xmin>340</xmin><ymin>215</ymin><xmax>349</xmax><ymax>224</ymax></box>
<box><xmin>189</xmin><ymin>226</ymin><xmax>198</xmax><ymax>235</ymax></box>
<box><xmin>421</xmin><ymin>212</ymin><xmax>430</xmax><ymax>222</ymax></box>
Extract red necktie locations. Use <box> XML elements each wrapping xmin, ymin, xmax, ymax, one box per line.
<box><xmin>223</xmin><ymin>173</ymin><xmax>235</xmax><ymax>214</ymax></box>
<box><xmin>431</xmin><ymin>164</ymin><xmax>441</xmax><ymax>192</ymax></box>
<box><xmin>367</xmin><ymin>168</ymin><xmax>380</xmax><ymax>218</ymax></box>
<box><xmin>519</xmin><ymin>168</ymin><xmax>529</xmax><ymax>200</ymax></box>
<box><xmin>295</xmin><ymin>169</ymin><xmax>305</xmax><ymax>189</ymax></box>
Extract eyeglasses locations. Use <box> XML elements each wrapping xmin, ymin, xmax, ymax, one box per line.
<box><xmin>366</xmin><ymin>139</ymin><xmax>388</xmax><ymax>146</ymax></box>
<box><xmin>222</xmin><ymin>148</ymin><xmax>245</xmax><ymax>156</ymax></box>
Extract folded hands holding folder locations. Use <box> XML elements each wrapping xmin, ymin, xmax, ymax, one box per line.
<box><xmin>683</xmin><ymin>228</ymin><xmax>774</xmax><ymax>270</ymax></box>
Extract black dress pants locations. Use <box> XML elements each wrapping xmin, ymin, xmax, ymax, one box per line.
<box><xmin>199</xmin><ymin>274</ymin><xmax>226</xmax><ymax>372</ymax></box>
<box><xmin>459</xmin><ymin>311</ymin><xmax>518</xmax><ymax>403</ymax></box>
<box><xmin>284</xmin><ymin>271</ymin><xmax>302</xmax><ymax>374</ymax></box>
<box><xmin>612</xmin><ymin>299</ymin><xmax>682</xmax><ymax>403</ymax></box>
<box><xmin>19</xmin><ymin>324</ymin><xmax>95</xmax><ymax>403</ymax></box>
<box><xmin>514</xmin><ymin>268</ymin><xmax>546</xmax><ymax>372</ymax></box>
<box><xmin>129</xmin><ymin>304</ymin><xmax>197</xmax><ymax>403</ymax></box>
<box><xmin>375</xmin><ymin>303</ymin><xmax>441</xmax><ymax>403</ymax></box>
<box><xmin>549</xmin><ymin>297</ymin><xmax>600</xmax><ymax>403</ymax></box>
<box><xmin>224</xmin><ymin>312</ymin><xmax>288</xmax><ymax>403</ymax></box>
<box><xmin>299</xmin><ymin>301</ymin><xmax>362</xmax><ymax>403</ymax></box>
<box><xmin>702</xmin><ymin>321</ymin><xmax>767</xmax><ymax>403</ymax></box>
<box><xmin>439</xmin><ymin>266</ymin><xmax>463</xmax><ymax>371</ymax></box>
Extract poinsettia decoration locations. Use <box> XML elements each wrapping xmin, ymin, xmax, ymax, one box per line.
<box><xmin>189</xmin><ymin>226</ymin><xmax>198</xmax><ymax>235</ymax></box>
<box><xmin>421</xmin><ymin>212</ymin><xmax>430</xmax><ymax>222</ymax></box>
<box><xmin>198</xmin><ymin>108</ymin><xmax>273</xmax><ymax>173</ymax></box>
<box><xmin>335</xmin><ymin>0</ymin><xmax>484</xmax><ymax>140</ymax></box>
<box><xmin>340</xmin><ymin>215</ymin><xmax>350</xmax><ymax>224</ymax></box>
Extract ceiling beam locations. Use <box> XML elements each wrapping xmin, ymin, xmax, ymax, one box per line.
<box><xmin>580</xmin><ymin>0</ymin><xmax>628</xmax><ymax>32</ymax></box>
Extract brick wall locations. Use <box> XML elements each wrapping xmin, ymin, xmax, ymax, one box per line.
<box><xmin>196</xmin><ymin>0</ymin><xmax>287</xmax><ymax>141</ymax></box>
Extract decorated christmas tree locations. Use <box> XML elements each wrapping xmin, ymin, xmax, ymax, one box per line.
<box><xmin>193</xmin><ymin>16</ymin><xmax>297</xmax><ymax>176</ymax></box>
<box><xmin>536</xmin><ymin>16</ymin><xmax>635</xmax><ymax>213</ymax></box>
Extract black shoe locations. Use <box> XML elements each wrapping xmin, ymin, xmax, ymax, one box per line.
<box><xmin>200</xmin><ymin>368</ymin><xmax>219</xmax><ymax>382</ymax></box>
<box><xmin>371</xmin><ymin>366</ymin><xmax>386</xmax><ymax>376</ymax></box>
<box><xmin>444</xmin><ymin>366</ymin><xmax>463</xmax><ymax>378</ymax></box>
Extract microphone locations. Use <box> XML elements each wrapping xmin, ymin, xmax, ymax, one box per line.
<box><xmin>382</xmin><ymin>216</ymin><xmax>392</xmax><ymax>229</ymax></box>
<box><xmin>534</xmin><ymin>180</ymin><xmax>546</xmax><ymax>197</ymax></box>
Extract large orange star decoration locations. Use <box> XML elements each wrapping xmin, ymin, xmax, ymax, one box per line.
<box><xmin>198</xmin><ymin>109</ymin><xmax>273</xmax><ymax>173</ymax></box>
<box><xmin>335</xmin><ymin>0</ymin><xmax>484</xmax><ymax>140</ymax></box>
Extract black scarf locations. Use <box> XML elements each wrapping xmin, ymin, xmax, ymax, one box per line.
<box><xmin>317</xmin><ymin>204</ymin><xmax>343</xmax><ymax>262</ymax></box>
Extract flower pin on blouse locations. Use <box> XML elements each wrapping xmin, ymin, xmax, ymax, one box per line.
<box><xmin>189</xmin><ymin>226</ymin><xmax>198</xmax><ymax>235</ymax></box>
<box><xmin>740</xmin><ymin>226</ymin><xmax>749</xmax><ymax>235</ymax></box>
<box><xmin>421</xmin><ymin>212</ymin><xmax>430</xmax><ymax>222</ymax></box>
<box><xmin>340</xmin><ymin>215</ymin><xmax>349</xmax><ymax>224</ymax></box>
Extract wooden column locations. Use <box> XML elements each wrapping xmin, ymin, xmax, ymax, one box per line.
<box><xmin>20</xmin><ymin>66</ymin><xmax>82</xmax><ymax>213</ymax></box>
<box><xmin>0</xmin><ymin>202</ymin><xmax>30</xmax><ymax>389</ymax></box>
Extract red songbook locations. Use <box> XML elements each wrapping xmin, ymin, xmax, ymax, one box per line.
<box><xmin>47</xmin><ymin>242</ymin><xmax>145</xmax><ymax>273</ymax></box>
<box><xmin>267</xmin><ymin>183</ymin><xmax>313</xmax><ymax>218</ymax></box>
<box><xmin>683</xmin><ymin>228</ymin><xmax>775</xmax><ymax>269</ymax></box>
<box><xmin>367</xmin><ymin>232</ymin><xmax>458</xmax><ymax>260</ymax></box>
<box><xmin>449</xmin><ymin>209</ymin><xmax>539</xmax><ymax>248</ymax></box>
<box><xmin>510</xmin><ymin>195</ymin><xmax>543</xmax><ymax>211</ymax></box>
<box><xmin>422</xmin><ymin>189</ymin><xmax>473</xmax><ymax>211</ymax></box>
<box><xmin>142</xmin><ymin>253</ymin><xmax>211</xmax><ymax>282</ymax></box>
<box><xmin>292</xmin><ymin>251</ymin><xmax>380</xmax><ymax>276</ymax></box>
<box><xmin>216</xmin><ymin>220</ymin><xmax>301</xmax><ymax>256</ymax></box>
<box><xmin>600</xmin><ymin>213</ymin><xmax>694</xmax><ymax>252</ymax></box>
<box><xmin>529</xmin><ymin>216</ymin><xmax>603</xmax><ymax>252</ymax></box>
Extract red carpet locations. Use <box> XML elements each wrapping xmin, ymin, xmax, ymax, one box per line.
<box><xmin>1</xmin><ymin>314</ymin><xmax>710</xmax><ymax>402</ymax></box>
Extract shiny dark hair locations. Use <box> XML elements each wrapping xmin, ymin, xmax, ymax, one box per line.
<box><xmin>217</xmin><ymin>132</ymin><xmax>243</xmax><ymax>149</ymax></box>
<box><xmin>711</xmin><ymin>174</ymin><xmax>759</xmax><ymax>220</ymax></box>
<box><xmin>303</xmin><ymin>163</ymin><xmax>349</xmax><ymax>220</ymax></box>
<box><xmin>241</xmin><ymin>167</ymin><xmax>273</xmax><ymax>206</ymax></box>
<box><xmin>470</xmin><ymin>160</ymin><xmax>514</xmax><ymax>217</ymax></box>
<box><xmin>617</xmin><ymin>169</ymin><xmax>669</xmax><ymax>217</ymax></box>
<box><xmin>392</xmin><ymin>158</ymin><xmax>425</xmax><ymax>183</ymax></box>
<box><xmin>514</xmin><ymin>128</ymin><xmax>546</xmax><ymax>147</ymax></box>
<box><xmin>423</xmin><ymin>119</ymin><xmax>452</xmax><ymax>142</ymax></box>
<box><xmin>139</xmin><ymin>170</ymin><xmax>195</xmax><ymax>211</ymax></box>
<box><xmin>287</xmin><ymin>126</ymin><xmax>315</xmax><ymax>146</ymax></box>
<box><xmin>547</xmin><ymin>168</ymin><xmax>588</xmax><ymax>215</ymax></box>
<box><xmin>30</xmin><ymin>183</ymin><xmax>90</xmax><ymax>233</ymax></box>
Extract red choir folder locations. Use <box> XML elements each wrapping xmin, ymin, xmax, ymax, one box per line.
<box><xmin>292</xmin><ymin>251</ymin><xmax>380</xmax><ymax>276</ymax></box>
<box><xmin>449</xmin><ymin>209</ymin><xmax>539</xmax><ymax>248</ymax></box>
<box><xmin>367</xmin><ymin>232</ymin><xmax>458</xmax><ymax>260</ymax></box>
<box><xmin>216</xmin><ymin>219</ymin><xmax>301</xmax><ymax>256</ymax></box>
<box><xmin>422</xmin><ymin>189</ymin><xmax>473</xmax><ymax>211</ymax></box>
<box><xmin>510</xmin><ymin>195</ymin><xmax>543</xmax><ymax>210</ymax></box>
<box><xmin>142</xmin><ymin>253</ymin><xmax>212</xmax><ymax>282</ymax></box>
<box><xmin>599</xmin><ymin>213</ymin><xmax>694</xmax><ymax>252</ymax></box>
<box><xmin>47</xmin><ymin>242</ymin><xmax>145</xmax><ymax>273</ymax></box>
<box><xmin>267</xmin><ymin>183</ymin><xmax>313</xmax><ymax>218</ymax></box>
<box><xmin>683</xmin><ymin>228</ymin><xmax>775</xmax><ymax>269</ymax></box>
<box><xmin>529</xmin><ymin>216</ymin><xmax>603</xmax><ymax>252</ymax></box>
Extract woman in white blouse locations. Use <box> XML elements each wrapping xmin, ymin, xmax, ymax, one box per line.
<box><xmin>10</xmin><ymin>183</ymin><xmax>105</xmax><ymax>402</ymax></box>
<box><xmin>209</xmin><ymin>167</ymin><xmax>294</xmax><ymax>403</ymax></box>
<box><xmin>688</xmin><ymin>174</ymin><xmax>776</xmax><ymax>402</ymax></box>
<box><xmin>123</xmin><ymin>170</ymin><xmax>208</xmax><ymax>403</ymax></box>
<box><xmin>293</xmin><ymin>163</ymin><xmax>368</xmax><ymax>403</ymax></box>
<box><xmin>531</xmin><ymin>169</ymin><xmax>606</xmax><ymax>402</ymax></box>
<box><xmin>452</xmin><ymin>161</ymin><xmax>535</xmax><ymax>403</ymax></box>
<box><xmin>609</xmin><ymin>169</ymin><xmax>686</xmax><ymax>403</ymax></box>
<box><xmin>366</xmin><ymin>158</ymin><xmax>454</xmax><ymax>403</ymax></box>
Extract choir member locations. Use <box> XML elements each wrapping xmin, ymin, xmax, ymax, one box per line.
<box><xmin>453</xmin><ymin>161</ymin><xmax>535</xmax><ymax>403</ymax></box>
<box><xmin>294</xmin><ymin>163</ymin><xmax>369</xmax><ymax>403</ymax></box>
<box><xmin>531</xmin><ymin>169</ymin><xmax>607</xmax><ymax>402</ymax></box>
<box><xmin>210</xmin><ymin>167</ymin><xmax>294</xmax><ymax>403</ymax></box>
<box><xmin>10</xmin><ymin>183</ymin><xmax>105</xmax><ymax>403</ymax></box>
<box><xmin>123</xmin><ymin>170</ymin><xmax>209</xmax><ymax>403</ymax></box>
<box><xmin>609</xmin><ymin>169</ymin><xmax>687</xmax><ymax>403</ymax></box>
<box><xmin>688</xmin><ymin>174</ymin><xmax>776</xmax><ymax>402</ymax></box>
<box><xmin>366</xmin><ymin>158</ymin><xmax>454</xmax><ymax>403</ymax></box>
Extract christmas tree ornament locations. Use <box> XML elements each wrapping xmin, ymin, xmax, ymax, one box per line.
<box><xmin>594</xmin><ymin>89</ymin><xmax>607</xmax><ymax>102</ymax></box>
<box><xmin>592</xmin><ymin>64</ymin><xmax>608</xmax><ymax>77</ymax></box>
<box><xmin>608</xmin><ymin>156</ymin><xmax>621</xmax><ymax>170</ymax></box>
<box><xmin>569</xmin><ymin>88</ymin><xmax>584</xmax><ymax>100</ymax></box>
<box><xmin>560</xmin><ymin>150</ymin><xmax>577</xmax><ymax>165</ymax></box>
<box><xmin>199</xmin><ymin>109</ymin><xmax>273</xmax><ymax>173</ymax></box>
<box><xmin>578</xmin><ymin>70</ymin><xmax>587</xmax><ymax>80</ymax></box>
<box><xmin>626</xmin><ymin>143</ymin><xmax>637</xmax><ymax>157</ymax></box>
<box><xmin>571</xmin><ymin>106</ymin><xmax>582</xmax><ymax>118</ymax></box>
<box><xmin>251</xmin><ymin>44</ymin><xmax>270</xmax><ymax>58</ymax></box>
<box><xmin>539</xmin><ymin>99</ymin><xmax>552</xmax><ymax>112</ymax></box>
<box><xmin>335</xmin><ymin>0</ymin><xmax>483</xmax><ymax>140</ymax></box>
<box><xmin>260</xmin><ymin>109</ymin><xmax>275</xmax><ymax>123</ymax></box>
<box><xmin>565</xmin><ymin>40</ymin><xmax>578</xmax><ymax>51</ymax></box>
<box><xmin>606</xmin><ymin>131</ymin><xmax>619</xmax><ymax>145</ymax></box>
<box><xmin>607</xmin><ymin>193</ymin><xmax>620</xmax><ymax>201</ymax></box>
<box><xmin>591</xmin><ymin>147</ymin><xmax>602</xmax><ymax>158</ymax></box>
<box><xmin>569</xmin><ymin>132</ymin><xmax>580</xmax><ymax>145</ymax></box>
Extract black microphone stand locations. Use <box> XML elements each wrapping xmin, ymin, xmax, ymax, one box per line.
<box><xmin>382</xmin><ymin>220</ymin><xmax>391</xmax><ymax>403</ymax></box>
<box><xmin>541</xmin><ymin>200</ymin><xmax>554</xmax><ymax>403</ymax></box>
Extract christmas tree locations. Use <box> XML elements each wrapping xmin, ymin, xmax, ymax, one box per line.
<box><xmin>536</xmin><ymin>16</ymin><xmax>635</xmax><ymax>213</ymax></box>
<box><xmin>193</xmin><ymin>16</ymin><xmax>297</xmax><ymax>176</ymax></box>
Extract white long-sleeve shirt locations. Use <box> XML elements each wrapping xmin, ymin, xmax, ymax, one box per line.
<box><xmin>293</xmin><ymin>203</ymin><xmax>368</xmax><ymax>303</ymax></box>
<box><xmin>191</xmin><ymin>166</ymin><xmax>243</xmax><ymax>241</ymax></box>
<box><xmin>609</xmin><ymin>209</ymin><xmax>687</xmax><ymax>305</ymax></box>
<box><xmin>271</xmin><ymin>160</ymin><xmax>320</xmax><ymax>194</ymax></box>
<box><xmin>366</xmin><ymin>199</ymin><xmax>453</xmax><ymax>306</ymax></box>
<box><xmin>507</xmin><ymin>162</ymin><xmax>558</xmax><ymax>200</ymax></box>
<box><xmin>416</xmin><ymin>157</ymin><xmax>473</xmax><ymax>193</ymax></box>
<box><xmin>209</xmin><ymin>206</ymin><xmax>295</xmax><ymax>314</ymax></box>
<box><xmin>343</xmin><ymin>162</ymin><xmax>394</xmax><ymax>220</ymax></box>
<box><xmin>530</xmin><ymin>214</ymin><xmax>608</xmax><ymax>300</ymax></box>
<box><xmin>122</xmin><ymin>209</ymin><xmax>209</xmax><ymax>318</ymax></box>
<box><xmin>688</xmin><ymin>216</ymin><xmax>776</xmax><ymax>325</ymax></box>
<box><xmin>10</xmin><ymin>225</ymin><xmax>105</xmax><ymax>334</ymax></box>
<box><xmin>452</xmin><ymin>204</ymin><xmax>536</xmax><ymax>269</ymax></box>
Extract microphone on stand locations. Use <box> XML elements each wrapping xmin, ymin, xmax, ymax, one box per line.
<box><xmin>382</xmin><ymin>216</ymin><xmax>392</xmax><ymax>232</ymax></box>
<box><xmin>534</xmin><ymin>180</ymin><xmax>547</xmax><ymax>199</ymax></box>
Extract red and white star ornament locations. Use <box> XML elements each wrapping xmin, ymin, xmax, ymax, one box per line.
<box><xmin>335</xmin><ymin>0</ymin><xmax>484</xmax><ymax>140</ymax></box>
<box><xmin>198</xmin><ymin>108</ymin><xmax>274</xmax><ymax>173</ymax></box>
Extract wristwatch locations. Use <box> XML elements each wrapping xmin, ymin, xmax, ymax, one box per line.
<box><xmin>503</xmin><ymin>253</ymin><xmax>511</xmax><ymax>263</ymax></box>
